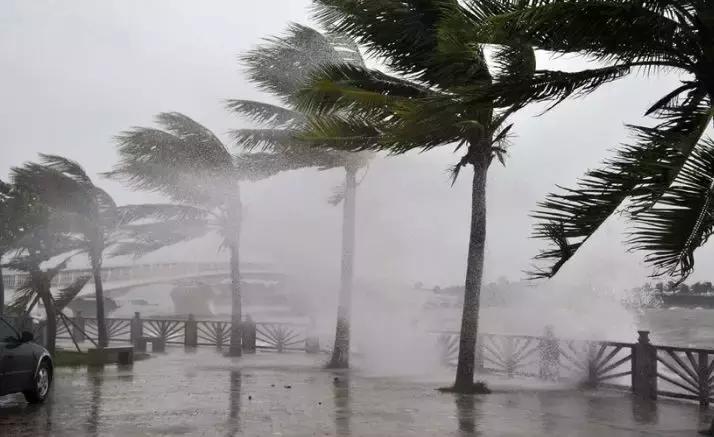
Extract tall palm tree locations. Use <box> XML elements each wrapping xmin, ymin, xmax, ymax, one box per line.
<box><xmin>12</xmin><ymin>155</ymin><xmax>120</xmax><ymax>347</ymax></box>
<box><xmin>109</xmin><ymin>112</ymin><xmax>329</xmax><ymax>356</ymax></box>
<box><xmin>459</xmin><ymin>1</ymin><xmax>714</xmax><ymax>282</ymax></box>
<box><xmin>291</xmin><ymin>1</ymin><xmax>535</xmax><ymax>391</ymax></box>
<box><xmin>230</xmin><ymin>24</ymin><xmax>370</xmax><ymax>368</ymax></box>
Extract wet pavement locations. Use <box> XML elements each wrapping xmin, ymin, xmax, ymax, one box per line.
<box><xmin>0</xmin><ymin>348</ymin><xmax>711</xmax><ymax>436</ymax></box>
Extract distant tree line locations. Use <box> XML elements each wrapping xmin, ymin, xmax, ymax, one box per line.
<box><xmin>641</xmin><ymin>282</ymin><xmax>714</xmax><ymax>295</ymax></box>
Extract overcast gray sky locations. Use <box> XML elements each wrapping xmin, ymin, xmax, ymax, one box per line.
<box><xmin>1</xmin><ymin>0</ymin><xmax>706</xmax><ymax>291</ymax></box>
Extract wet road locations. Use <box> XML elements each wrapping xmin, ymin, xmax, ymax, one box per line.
<box><xmin>0</xmin><ymin>348</ymin><xmax>711</xmax><ymax>436</ymax></box>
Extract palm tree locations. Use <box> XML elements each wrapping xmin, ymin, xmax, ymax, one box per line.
<box><xmin>456</xmin><ymin>2</ymin><xmax>714</xmax><ymax>283</ymax></box>
<box><xmin>12</xmin><ymin>155</ymin><xmax>120</xmax><ymax>348</ymax></box>
<box><xmin>109</xmin><ymin>112</ymin><xmax>328</xmax><ymax>356</ymax></box>
<box><xmin>230</xmin><ymin>24</ymin><xmax>370</xmax><ymax>368</ymax></box>
<box><xmin>0</xmin><ymin>181</ymin><xmax>88</xmax><ymax>355</ymax></box>
<box><xmin>290</xmin><ymin>1</ymin><xmax>535</xmax><ymax>391</ymax></box>
<box><xmin>0</xmin><ymin>179</ymin><xmax>16</xmax><ymax>315</ymax></box>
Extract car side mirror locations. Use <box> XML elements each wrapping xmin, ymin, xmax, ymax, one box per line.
<box><xmin>20</xmin><ymin>331</ymin><xmax>34</xmax><ymax>343</ymax></box>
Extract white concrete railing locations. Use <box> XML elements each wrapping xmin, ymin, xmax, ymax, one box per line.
<box><xmin>2</xmin><ymin>262</ymin><xmax>232</xmax><ymax>290</ymax></box>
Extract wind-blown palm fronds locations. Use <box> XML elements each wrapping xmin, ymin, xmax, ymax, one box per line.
<box><xmin>467</xmin><ymin>0</ymin><xmax>714</xmax><ymax>281</ymax></box>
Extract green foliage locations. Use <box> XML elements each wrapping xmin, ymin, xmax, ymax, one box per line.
<box><xmin>476</xmin><ymin>1</ymin><xmax>714</xmax><ymax>281</ymax></box>
<box><xmin>296</xmin><ymin>0</ymin><xmax>536</xmax><ymax>179</ymax></box>
<box><xmin>232</xmin><ymin>24</ymin><xmax>373</xmax><ymax>203</ymax></box>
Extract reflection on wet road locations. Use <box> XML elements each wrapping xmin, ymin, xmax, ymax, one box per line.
<box><xmin>0</xmin><ymin>348</ymin><xmax>710</xmax><ymax>436</ymax></box>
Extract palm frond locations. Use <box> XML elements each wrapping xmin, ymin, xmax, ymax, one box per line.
<box><xmin>226</xmin><ymin>100</ymin><xmax>304</xmax><ymax>127</ymax></box>
<box><xmin>11</xmin><ymin>162</ymin><xmax>96</xmax><ymax>218</ymax></box>
<box><xmin>312</xmin><ymin>0</ymin><xmax>491</xmax><ymax>87</ymax></box>
<box><xmin>7</xmin><ymin>278</ymin><xmax>35</xmax><ymax>315</ymax></box>
<box><xmin>234</xmin><ymin>151</ymin><xmax>345</xmax><ymax>181</ymax></box>
<box><xmin>478</xmin><ymin>2</ymin><xmax>694</xmax><ymax>69</ymax></box>
<box><xmin>54</xmin><ymin>275</ymin><xmax>91</xmax><ymax>312</ymax></box>
<box><xmin>485</xmin><ymin>64</ymin><xmax>634</xmax><ymax>111</ymax></box>
<box><xmin>110</xmin><ymin>114</ymin><xmax>237</xmax><ymax>207</ymax></box>
<box><xmin>38</xmin><ymin>154</ymin><xmax>92</xmax><ymax>184</ymax></box>
<box><xmin>530</xmin><ymin>96</ymin><xmax>712</xmax><ymax>279</ymax></box>
<box><xmin>116</xmin><ymin>204</ymin><xmax>212</xmax><ymax>226</ymax></box>
<box><xmin>328</xmin><ymin>183</ymin><xmax>346</xmax><ymax>206</ymax></box>
<box><xmin>230</xmin><ymin>128</ymin><xmax>297</xmax><ymax>152</ymax></box>
<box><xmin>242</xmin><ymin>23</ymin><xmax>365</xmax><ymax>102</ymax></box>
<box><xmin>629</xmin><ymin>138</ymin><xmax>714</xmax><ymax>280</ymax></box>
<box><xmin>294</xmin><ymin>63</ymin><xmax>433</xmax><ymax>117</ymax></box>
<box><xmin>111</xmin><ymin>220</ymin><xmax>212</xmax><ymax>259</ymax></box>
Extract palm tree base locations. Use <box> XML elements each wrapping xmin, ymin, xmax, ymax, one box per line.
<box><xmin>325</xmin><ymin>357</ymin><xmax>349</xmax><ymax>369</ymax></box>
<box><xmin>438</xmin><ymin>381</ymin><xmax>491</xmax><ymax>395</ymax></box>
<box><xmin>225</xmin><ymin>347</ymin><xmax>242</xmax><ymax>357</ymax></box>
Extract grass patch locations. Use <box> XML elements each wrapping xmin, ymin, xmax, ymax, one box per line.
<box><xmin>54</xmin><ymin>349</ymin><xmax>151</xmax><ymax>367</ymax></box>
<box><xmin>438</xmin><ymin>381</ymin><xmax>492</xmax><ymax>395</ymax></box>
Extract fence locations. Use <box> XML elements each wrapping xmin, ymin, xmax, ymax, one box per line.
<box><xmin>47</xmin><ymin>312</ymin><xmax>320</xmax><ymax>354</ymax></box>
<box><xmin>17</xmin><ymin>311</ymin><xmax>714</xmax><ymax>405</ymax></box>
<box><xmin>437</xmin><ymin>329</ymin><xmax>714</xmax><ymax>406</ymax></box>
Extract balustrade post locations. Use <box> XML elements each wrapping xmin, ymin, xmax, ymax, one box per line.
<box><xmin>130</xmin><ymin>312</ymin><xmax>143</xmax><ymax>347</ymax></box>
<box><xmin>184</xmin><ymin>314</ymin><xmax>198</xmax><ymax>347</ymax></box>
<box><xmin>475</xmin><ymin>335</ymin><xmax>485</xmax><ymax>373</ymax></box>
<box><xmin>505</xmin><ymin>337</ymin><xmax>515</xmax><ymax>378</ymax></box>
<box><xmin>539</xmin><ymin>325</ymin><xmax>560</xmax><ymax>381</ymax></box>
<box><xmin>586</xmin><ymin>342</ymin><xmax>599</xmax><ymax>387</ymax></box>
<box><xmin>72</xmin><ymin>311</ymin><xmax>86</xmax><ymax>343</ymax></box>
<box><xmin>241</xmin><ymin>316</ymin><xmax>256</xmax><ymax>353</ymax></box>
<box><xmin>632</xmin><ymin>330</ymin><xmax>658</xmax><ymax>400</ymax></box>
<box><xmin>699</xmin><ymin>351</ymin><xmax>710</xmax><ymax>406</ymax></box>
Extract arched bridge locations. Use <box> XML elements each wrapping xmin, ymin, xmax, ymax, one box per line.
<box><xmin>2</xmin><ymin>262</ymin><xmax>283</xmax><ymax>294</ymax></box>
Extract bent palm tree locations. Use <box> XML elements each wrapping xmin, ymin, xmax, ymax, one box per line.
<box><xmin>291</xmin><ymin>1</ymin><xmax>535</xmax><ymax>391</ymax></box>
<box><xmin>12</xmin><ymin>155</ymin><xmax>120</xmax><ymax>347</ymax></box>
<box><xmin>466</xmin><ymin>1</ymin><xmax>714</xmax><ymax>282</ymax></box>
<box><xmin>230</xmin><ymin>24</ymin><xmax>370</xmax><ymax>368</ymax></box>
<box><xmin>1</xmin><ymin>182</ymin><xmax>88</xmax><ymax>355</ymax></box>
<box><xmin>0</xmin><ymin>179</ymin><xmax>17</xmax><ymax>315</ymax></box>
<box><xmin>109</xmin><ymin>112</ymin><xmax>324</xmax><ymax>356</ymax></box>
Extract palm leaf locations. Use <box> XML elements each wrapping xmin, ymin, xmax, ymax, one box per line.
<box><xmin>530</xmin><ymin>95</ymin><xmax>712</xmax><ymax>279</ymax></box>
<box><xmin>54</xmin><ymin>275</ymin><xmax>91</xmax><ymax>312</ymax></box>
<box><xmin>116</xmin><ymin>204</ymin><xmax>212</xmax><ymax>226</ymax></box>
<box><xmin>629</xmin><ymin>138</ymin><xmax>714</xmax><ymax>280</ymax></box>
<box><xmin>242</xmin><ymin>23</ymin><xmax>365</xmax><ymax>102</ymax></box>
<box><xmin>312</xmin><ymin>0</ymin><xmax>491</xmax><ymax>87</ymax></box>
<box><xmin>477</xmin><ymin>2</ymin><xmax>694</xmax><ymax>69</ymax></box>
<box><xmin>226</xmin><ymin>100</ymin><xmax>304</xmax><ymax>127</ymax></box>
<box><xmin>7</xmin><ymin>278</ymin><xmax>35</xmax><ymax>315</ymax></box>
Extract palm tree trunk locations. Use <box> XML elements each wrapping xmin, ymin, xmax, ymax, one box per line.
<box><xmin>453</xmin><ymin>151</ymin><xmax>490</xmax><ymax>392</ymax></box>
<box><xmin>228</xmin><ymin>239</ymin><xmax>242</xmax><ymax>356</ymax></box>
<box><xmin>34</xmin><ymin>275</ymin><xmax>57</xmax><ymax>356</ymax></box>
<box><xmin>328</xmin><ymin>167</ymin><xmax>357</xmax><ymax>369</ymax></box>
<box><xmin>91</xmin><ymin>253</ymin><xmax>108</xmax><ymax>348</ymax></box>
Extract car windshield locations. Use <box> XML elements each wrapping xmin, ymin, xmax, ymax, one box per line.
<box><xmin>0</xmin><ymin>319</ymin><xmax>18</xmax><ymax>343</ymax></box>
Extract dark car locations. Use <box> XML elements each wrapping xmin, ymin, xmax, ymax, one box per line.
<box><xmin>0</xmin><ymin>317</ymin><xmax>53</xmax><ymax>403</ymax></box>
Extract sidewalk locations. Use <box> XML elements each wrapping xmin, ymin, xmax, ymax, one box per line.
<box><xmin>0</xmin><ymin>348</ymin><xmax>710</xmax><ymax>436</ymax></box>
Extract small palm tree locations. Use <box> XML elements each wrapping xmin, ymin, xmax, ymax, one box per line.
<box><xmin>12</xmin><ymin>155</ymin><xmax>120</xmax><ymax>347</ymax></box>
<box><xmin>231</xmin><ymin>24</ymin><xmax>370</xmax><ymax>368</ymax></box>
<box><xmin>293</xmin><ymin>1</ymin><xmax>535</xmax><ymax>391</ymax></box>
<box><xmin>109</xmin><ymin>112</ymin><xmax>323</xmax><ymax>356</ymax></box>
<box><xmin>1</xmin><ymin>182</ymin><xmax>88</xmax><ymax>355</ymax></box>
<box><xmin>0</xmin><ymin>179</ymin><xmax>17</xmax><ymax>315</ymax></box>
<box><xmin>461</xmin><ymin>1</ymin><xmax>714</xmax><ymax>281</ymax></box>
